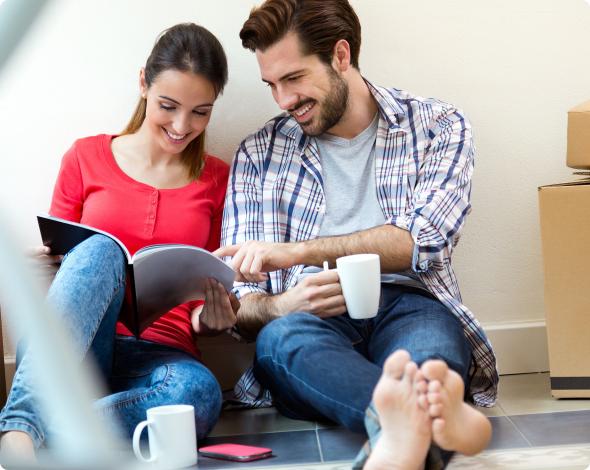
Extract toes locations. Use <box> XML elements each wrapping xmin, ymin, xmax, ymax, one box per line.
<box><xmin>414</xmin><ymin>369</ymin><xmax>426</xmax><ymax>385</ymax></box>
<box><xmin>427</xmin><ymin>391</ymin><xmax>442</xmax><ymax>405</ymax></box>
<box><xmin>415</xmin><ymin>379</ymin><xmax>428</xmax><ymax>394</ymax></box>
<box><xmin>402</xmin><ymin>361</ymin><xmax>418</xmax><ymax>384</ymax></box>
<box><xmin>383</xmin><ymin>350</ymin><xmax>411</xmax><ymax>380</ymax></box>
<box><xmin>429</xmin><ymin>403</ymin><xmax>443</xmax><ymax>418</ymax></box>
<box><xmin>442</xmin><ymin>368</ymin><xmax>466</xmax><ymax>400</ymax></box>
<box><xmin>421</xmin><ymin>359</ymin><xmax>448</xmax><ymax>383</ymax></box>
<box><xmin>428</xmin><ymin>379</ymin><xmax>442</xmax><ymax>394</ymax></box>
<box><xmin>417</xmin><ymin>393</ymin><xmax>429</xmax><ymax>410</ymax></box>
<box><xmin>414</xmin><ymin>369</ymin><xmax>428</xmax><ymax>396</ymax></box>
<box><xmin>432</xmin><ymin>417</ymin><xmax>446</xmax><ymax>435</ymax></box>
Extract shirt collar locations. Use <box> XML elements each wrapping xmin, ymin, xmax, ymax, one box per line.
<box><xmin>364</xmin><ymin>79</ymin><xmax>405</xmax><ymax>130</ymax></box>
<box><xmin>277</xmin><ymin>77</ymin><xmax>406</xmax><ymax>140</ymax></box>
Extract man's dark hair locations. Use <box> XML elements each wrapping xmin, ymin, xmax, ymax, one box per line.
<box><xmin>240</xmin><ymin>0</ymin><xmax>361</xmax><ymax>68</ymax></box>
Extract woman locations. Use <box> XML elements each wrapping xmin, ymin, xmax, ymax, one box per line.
<box><xmin>0</xmin><ymin>23</ymin><xmax>236</xmax><ymax>457</ymax></box>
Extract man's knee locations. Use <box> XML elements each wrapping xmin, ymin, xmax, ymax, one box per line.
<box><xmin>410</xmin><ymin>310</ymin><xmax>472</xmax><ymax>379</ymax></box>
<box><xmin>391</xmin><ymin>298</ymin><xmax>472</xmax><ymax>378</ymax></box>
<box><xmin>256</xmin><ymin>312</ymin><xmax>318</xmax><ymax>359</ymax></box>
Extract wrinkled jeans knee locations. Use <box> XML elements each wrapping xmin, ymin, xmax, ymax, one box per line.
<box><xmin>255</xmin><ymin>313</ymin><xmax>317</xmax><ymax>361</ymax></box>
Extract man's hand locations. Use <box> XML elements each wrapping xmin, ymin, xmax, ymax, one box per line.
<box><xmin>278</xmin><ymin>270</ymin><xmax>346</xmax><ymax>318</ymax></box>
<box><xmin>193</xmin><ymin>278</ymin><xmax>240</xmax><ymax>334</ymax></box>
<box><xmin>214</xmin><ymin>241</ymin><xmax>302</xmax><ymax>283</ymax></box>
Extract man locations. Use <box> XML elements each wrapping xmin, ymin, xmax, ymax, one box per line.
<box><xmin>217</xmin><ymin>1</ymin><xmax>497</xmax><ymax>468</ymax></box>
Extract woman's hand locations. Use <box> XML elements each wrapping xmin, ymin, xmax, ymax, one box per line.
<box><xmin>192</xmin><ymin>278</ymin><xmax>240</xmax><ymax>335</ymax></box>
<box><xmin>27</xmin><ymin>245</ymin><xmax>63</xmax><ymax>284</ymax></box>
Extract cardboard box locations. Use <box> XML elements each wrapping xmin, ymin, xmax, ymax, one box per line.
<box><xmin>567</xmin><ymin>100</ymin><xmax>590</xmax><ymax>169</ymax></box>
<box><xmin>538</xmin><ymin>179</ymin><xmax>590</xmax><ymax>397</ymax></box>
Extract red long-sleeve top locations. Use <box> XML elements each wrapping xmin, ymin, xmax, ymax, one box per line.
<box><xmin>49</xmin><ymin>134</ymin><xmax>229</xmax><ymax>357</ymax></box>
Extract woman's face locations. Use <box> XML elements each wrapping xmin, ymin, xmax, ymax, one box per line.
<box><xmin>140</xmin><ymin>69</ymin><xmax>217</xmax><ymax>155</ymax></box>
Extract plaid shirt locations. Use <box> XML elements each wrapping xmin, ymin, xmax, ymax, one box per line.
<box><xmin>221</xmin><ymin>80</ymin><xmax>498</xmax><ymax>407</ymax></box>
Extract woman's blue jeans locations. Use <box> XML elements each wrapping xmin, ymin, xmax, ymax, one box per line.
<box><xmin>0</xmin><ymin>235</ymin><xmax>222</xmax><ymax>448</ymax></box>
<box><xmin>253</xmin><ymin>285</ymin><xmax>472</xmax><ymax>433</ymax></box>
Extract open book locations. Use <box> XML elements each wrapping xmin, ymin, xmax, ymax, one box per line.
<box><xmin>37</xmin><ymin>214</ymin><xmax>236</xmax><ymax>336</ymax></box>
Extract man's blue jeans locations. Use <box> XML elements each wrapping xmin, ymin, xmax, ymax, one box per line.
<box><xmin>253</xmin><ymin>285</ymin><xmax>472</xmax><ymax>433</ymax></box>
<box><xmin>0</xmin><ymin>235</ymin><xmax>221</xmax><ymax>447</ymax></box>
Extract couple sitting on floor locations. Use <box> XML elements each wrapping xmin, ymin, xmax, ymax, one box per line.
<box><xmin>0</xmin><ymin>1</ymin><xmax>496</xmax><ymax>469</ymax></box>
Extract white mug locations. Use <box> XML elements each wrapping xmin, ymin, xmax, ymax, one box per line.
<box><xmin>132</xmin><ymin>404</ymin><xmax>197</xmax><ymax>469</ymax></box>
<box><xmin>336</xmin><ymin>254</ymin><xmax>381</xmax><ymax>319</ymax></box>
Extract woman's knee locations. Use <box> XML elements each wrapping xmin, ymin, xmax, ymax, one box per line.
<box><xmin>62</xmin><ymin>234</ymin><xmax>125</xmax><ymax>280</ymax></box>
<box><xmin>163</xmin><ymin>361</ymin><xmax>222</xmax><ymax>439</ymax></box>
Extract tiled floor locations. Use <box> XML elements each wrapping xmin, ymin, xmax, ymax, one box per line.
<box><xmin>193</xmin><ymin>372</ymin><xmax>590</xmax><ymax>469</ymax></box>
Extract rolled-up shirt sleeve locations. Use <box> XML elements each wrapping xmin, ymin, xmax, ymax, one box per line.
<box><xmin>221</xmin><ymin>140</ymin><xmax>270</xmax><ymax>299</ymax></box>
<box><xmin>387</xmin><ymin>109</ymin><xmax>474</xmax><ymax>273</ymax></box>
<box><xmin>230</xmin><ymin>281</ymin><xmax>268</xmax><ymax>300</ymax></box>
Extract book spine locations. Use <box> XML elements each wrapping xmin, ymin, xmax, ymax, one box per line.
<box><xmin>127</xmin><ymin>265</ymin><xmax>139</xmax><ymax>337</ymax></box>
<box><xmin>118</xmin><ymin>263</ymin><xmax>140</xmax><ymax>337</ymax></box>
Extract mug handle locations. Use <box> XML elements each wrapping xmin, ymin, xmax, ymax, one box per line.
<box><xmin>132</xmin><ymin>419</ymin><xmax>156</xmax><ymax>463</ymax></box>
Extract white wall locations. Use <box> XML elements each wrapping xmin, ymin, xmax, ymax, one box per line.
<box><xmin>1</xmin><ymin>0</ymin><xmax>590</xmax><ymax>361</ymax></box>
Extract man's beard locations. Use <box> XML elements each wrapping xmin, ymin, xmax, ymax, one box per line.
<box><xmin>295</xmin><ymin>68</ymin><xmax>349</xmax><ymax>137</ymax></box>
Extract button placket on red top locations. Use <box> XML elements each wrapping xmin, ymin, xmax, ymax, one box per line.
<box><xmin>145</xmin><ymin>189</ymin><xmax>159</xmax><ymax>237</ymax></box>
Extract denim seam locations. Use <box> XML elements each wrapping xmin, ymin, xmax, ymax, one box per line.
<box><xmin>0</xmin><ymin>419</ymin><xmax>44</xmax><ymax>447</ymax></box>
<box><xmin>257</xmin><ymin>354</ymin><xmax>365</xmax><ymax>419</ymax></box>
<box><xmin>99</xmin><ymin>363</ymin><xmax>175</xmax><ymax>413</ymax></box>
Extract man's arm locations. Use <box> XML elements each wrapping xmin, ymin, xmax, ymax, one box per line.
<box><xmin>233</xmin><ymin>292</ymin><xmax>279</xmax><ymax>339</ymax></box>
<box><xmin>215</xmin><ymin>224</ymin><xmax>413</xmax><ymax>283</ymax></box>
<box><xmin>233</xmin><ymin>225</ymin><xmax>407</xmax><ymax>335</ymax></box>
<box><xmin>298</xmin><ymin>224</ymin><xmax>413</xmax><ymax>271</ymax></box>
<box><xmin>235</xmin><ymin>269</ymin><xmax>346</xmax><ymax>338</ymax></box>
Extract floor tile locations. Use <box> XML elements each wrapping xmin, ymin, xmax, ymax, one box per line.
<box><xmin>510</xmin><ymin>410</ymin><xmax>590</xmax><ymax>447</ymax></box>
<box><xmin>478</xmin><ymin>402</ymin><xmax>506</xmax><ymax>417</ymax></box>
<box><xmin>315</xmin><ymin>420</ymin><xmax>343</xmax><ymax>430</ymax></box>
<box><xmin>197</xmin><ymin>431</ymin><xmax>321</xmax><ymax>468</ymax></box>
<box><xmin>449</xmin><ymin>443</ymin><xmax>590</xmax><ymax>469</ymax></box>
<box><xmin>317</xmin><ymin>428</ymin><xmax>366</xmax><ymax>462</ymax></box>
<box><xmin>499</xmin><ymin>373</ymin><xmax>590</xmax><ymax>415</ymax></box>
<box><xmin>210</xmin><ymin>408</ymin><xmax>316</xmax><ymax>437</ymax></box>
<box><xmin>486</xmin><ymin>416</ymin><xmax>531</xmax><ymax>450</ymax></box>
<box><xmin>240</xmin><ymin>464</ymin><xmax>351</xmax><ymax>470</ymax></box>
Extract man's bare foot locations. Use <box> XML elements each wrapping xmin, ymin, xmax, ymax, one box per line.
<box><xmin>421</xmin><ymin>360</ymin><xmax>492</xmax><ymax>456</ymax></box>
<box><xmin>0</xmin><ymin>430</ymin><xmax>37</xmax><ymax>463</ymax></box>
<box><xmin>364</xmin><ymin>350</ymin><xmax>431</xmax><ymax>470</ymax></box>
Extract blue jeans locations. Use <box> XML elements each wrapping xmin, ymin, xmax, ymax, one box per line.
<box><xmin>253</xmin><ymin>285</ymin><xmax>472</xmax><ymax>433</ymax></box>
<box><xmin>0</xmin><ymin>235</ymin><xmax>221</xmax><ymax>447</ymax></box>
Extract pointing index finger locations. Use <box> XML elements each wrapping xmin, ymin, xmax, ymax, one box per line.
<box><xmin>213</xmin><ymin>244</ymin><xmax>242</xmax><ymax>258</ymax></box>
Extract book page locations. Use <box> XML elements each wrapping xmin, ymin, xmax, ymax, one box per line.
<box><xmin>132</xmin><ymin>245</ymin><xmax>235</xmax><ymax>331</ymax></box>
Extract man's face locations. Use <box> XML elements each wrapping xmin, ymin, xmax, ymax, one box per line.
<box><xmin>256</xmin><ymin>32</ymin><xmax>349</xmax><ymax>136</ymax></box>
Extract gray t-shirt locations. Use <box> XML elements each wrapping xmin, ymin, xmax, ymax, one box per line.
<box><xmin>299</xmin><ymin>114</ymin><xmax>426</xmax><ymax>291</ymax></box>
<box><xmin>316</xmin><ymin>113</ymin><xmax>383</xmax><ymax>237</ymax></box>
